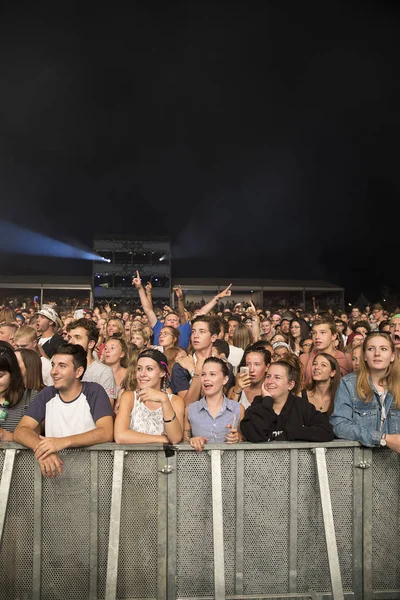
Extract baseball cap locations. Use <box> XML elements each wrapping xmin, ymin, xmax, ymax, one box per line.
<box><xmin>36</xmin><ymin>305</ymin><xmax>59</xmax><ymax>324</ymax></box>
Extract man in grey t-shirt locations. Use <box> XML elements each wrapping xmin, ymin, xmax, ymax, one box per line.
<box><xmin>66</xmin><ymin>318</ymin><xmax>117</xmax><ymax>409</ymax></box>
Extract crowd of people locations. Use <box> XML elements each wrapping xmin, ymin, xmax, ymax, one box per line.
<box><xmin>1</xmin><ymin>275</ymin><xmax>400</xmax><ymax>477</ymax></box>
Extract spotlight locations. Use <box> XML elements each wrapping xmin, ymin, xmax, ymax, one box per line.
<box><xmin>159</xmin><ymin>254</ymin><xmax>167</xmax><ymax>262</ymax></box>
<box><xmin>101</xmin><ymin>257</ymin><xmax>111</xmax><ymax>263</ymax></box>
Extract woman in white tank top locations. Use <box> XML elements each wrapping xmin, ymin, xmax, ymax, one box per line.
<box><xmin>114</xmin><ymin>349</ymin><xmax>184</xmax><ymax>445</ymax></box>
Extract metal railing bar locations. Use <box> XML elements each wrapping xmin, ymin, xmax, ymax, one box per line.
<box><xmin>90</xmin><ymin>451</ymin><xmax>99</xmax><ymax>600</ymax></box>
<box><xmin>362</xmin><ymin>449</ymin><xmax>373</xmax><ymax>600</ymax></box>
<box><xmin>314</xmin><ymin>448</ymin><xmax>344</xmax><ymax>600</ymax></box>
<box><xmin>157</xmin><ymin>450</ymin><xmax>168</xmax><ymax>600</ymax></box>
<box><xmin>352</xmin><ymin>447</ymin><xmax>364</xmax><ymax>600</ymax></box>
<box><xmin>235</xmin><ymin>450</ymin><xmax>244</xmax><ymax>596</ymax></box>
<box><xmin>105</xmin><ymin>450</ymin><xmax>125</xmax><ymax>600</ymax></box>
<box><xmin>32</xmin><ymin>459</ymin><xmax>42</xmax><ymax>600</ymax></box>
<box><xmin>211</xmin><ymin>450</ymin><xmax>226</xmax><ymax>600</ymax></box>
<box><xmin>167</xmin><ymin>451</ymin><xmax>177</xmax><ymax>600</ymax></box>
<box><xmin>0</xmin><ymin>449</ymin><xmax>16</xmax><ymax>545</ymax></box>
<box><xmin>0</xmin><ymin>441</ymin><xmax>363</xmax><ymax>452</ymax></box>
<box><xmin>289</xmin><ymin>449</ymin><xmax>298</xmax><ymax>593</ymax></box>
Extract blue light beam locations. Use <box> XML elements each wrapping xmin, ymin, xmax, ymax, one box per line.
<box><xmin>0</xmin><ymin>221</ymin><xmax>107</xmax><ymax>262</ymax></box>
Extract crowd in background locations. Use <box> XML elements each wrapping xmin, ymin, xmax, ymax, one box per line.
<box><xmin>1</xmin><ymin>277</ymin><xmax>400</xmax><ymax>476</ymax></box>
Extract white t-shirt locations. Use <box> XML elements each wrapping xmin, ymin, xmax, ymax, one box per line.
<box><xmin>41</xmin><ymin>356</ymin><xmax>53</xmax><ymax>387</ymax></box>
<box><xmin>25</xmin><ymin>381</ymin><xmax>113</xmax><ymax>437</ymax></box>
<box><xmin>228</xmin><ymin>345</ymin><xmax>244</xmax><ymax>368</ymax></box>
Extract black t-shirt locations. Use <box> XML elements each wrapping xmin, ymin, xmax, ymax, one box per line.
<box><xmin>40</xmin><ymin>334</ymin><xmax>65</xmax><ymax>359</ymax></box>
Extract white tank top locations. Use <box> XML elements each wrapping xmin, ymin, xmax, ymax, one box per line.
<box><xmin>129</xmin><ymin>392</ymin><xmax>173</xmax><ymax>435</ymax></box>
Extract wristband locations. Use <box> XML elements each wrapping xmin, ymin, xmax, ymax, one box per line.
<box><xmin>233</xmin><ymin>389</ymin><xmax>241</xmax><ymax>396</ymax></box>
<box><xmin>163</xmin><ymin>412</ymin><xmax>177</xmax><ymax>423</ymax></box>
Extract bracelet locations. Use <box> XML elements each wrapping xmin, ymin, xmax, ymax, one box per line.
<box><xmin>163</xmin><ymin>412</ymin><xmax>177</xmax><ymax>423</ymax></box>
<box><xmin>233</xmin><ymin>389</ymin><xmax>241</xmax><ymax>396</ymax></box>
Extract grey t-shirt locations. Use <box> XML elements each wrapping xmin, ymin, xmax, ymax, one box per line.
<box><xmin>82</xmin><ymin>361</ymin><xmax>117</xmax><ymax>399</ymax></box>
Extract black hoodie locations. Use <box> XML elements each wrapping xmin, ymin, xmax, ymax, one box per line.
<box><xmin>240</xmin><ymin>393</ymin><xmax>334</xmax><ymax>443</ymax></box>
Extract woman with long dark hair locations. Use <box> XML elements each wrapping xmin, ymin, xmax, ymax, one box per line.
<box><xmin>15</xmin><ymin>349</ymin><xmax>45</xmax><ymax>392</ymax></box>
<box><xmin>303</xmin><ymin>352</ymin><xmax>340</xmax><ymax>415</ymax></box>
<box><xmin>0</xmin><ymin>342</ymin><xmax>38</xmax><ymax>441</ymax></box>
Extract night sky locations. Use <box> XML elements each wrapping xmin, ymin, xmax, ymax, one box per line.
<box><xmin>1</xmin><ymin>2</ymin><xmax>399</xmax><ymax>303</ymax></box>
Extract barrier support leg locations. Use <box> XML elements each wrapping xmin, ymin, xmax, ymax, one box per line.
<box><xmin>211</xmin><ymin>449</ymin><xmax>226</xmax><ymax>600</ymax></box>
<box><xmin>314</xmin><ymin>448</ymin><xmax>344</xmax><ymax>600</ymax></box>
<box><xmin>0</xmin><ymin>449</ymin><xmax>16</xmax><ymax>545</ymax></box>
<box><xmin>105</xmin><ymin>450</ymin><xmax>125</xmax><ymax>600</ymax></box>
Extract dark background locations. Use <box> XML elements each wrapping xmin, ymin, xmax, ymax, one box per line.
<box><xmin>1</xmin><ymin>2</ymin><xmax>399</xmax><ymax>304</ymax></box>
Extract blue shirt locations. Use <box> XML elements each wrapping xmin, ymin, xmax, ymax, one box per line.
<box><xmin>152</xmin><ymin>320</ymin><xmax>191</xmax><ymax>350</ymax></box>
<box><xmin>188</xmin><ymin>396</ymin><xmax>241</xmax><ymax>443</ymax></box>
<box><xmin>330</xmin><ymin>373</ymin><xmax>400</xmax><ymax>447</ymax></box>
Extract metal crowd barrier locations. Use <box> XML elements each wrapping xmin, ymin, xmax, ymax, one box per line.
<box><xmin>0</xmin><ymin>441</ymin><xmax>399</xmax><ymax>600</ymax></box>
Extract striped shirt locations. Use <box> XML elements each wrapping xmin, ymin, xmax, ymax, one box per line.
<box><xmin>1</xmin><ymin>389</ymin><xmax>38</xmax><ymax>433</ymax></box>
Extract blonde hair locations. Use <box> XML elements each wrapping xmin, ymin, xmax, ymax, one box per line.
<box><xmin>357</xmin><ymin>332</ymin><xmax>400</xmax><ymax>408</ymax></box>
<box><xmin>106</xmin><ymin>317</ymin><xmax>126</xmax><ymax>341</ymax></box>
<box><xmin>120</xmin><ymin>348</ymin><xmax>141</xmax><ymax>391</ymax></box>
<box><xmin>232</xmin><ymin>323</ymin><xmax>253</xmax><ymax>351</ymax></box>
<box><xmin>14</xmin><ymin>325</ymin><xmax>37</xmax><ymax>343</ymax></box>
<box><xmin>165</xmin><ymin>346</ymin><xmax>186</xmax><ymax>372</ymax></box>
<box><xmin>0</xmin><ymin>308</ymin><xmax>17</xmax><ymax>324</ymax></box>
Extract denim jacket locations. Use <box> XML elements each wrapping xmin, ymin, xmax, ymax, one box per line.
<box><xmin>330</xmin><ymin>373</ymin><xmax>400</xmax><ymax>447</ymax></box>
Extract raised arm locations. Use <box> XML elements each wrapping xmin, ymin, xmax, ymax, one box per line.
<box><xmin>247</xmin><ymin>300</ymin><xmax>260</xmax><ymax>341</ymax></box>
<box><xmin>132</xmin><ymin>270</ymin><xmax>158</xmax><ymax>328</ymax></box>
<box><xmin>198</xmin><ymin>284</ymin><xmax>232</xmax><ymax>315</ymax></box>
<box><xmin>173</xmin><ymin>285</ymin><xmax>187</xmax><ymax>324</ymax></box>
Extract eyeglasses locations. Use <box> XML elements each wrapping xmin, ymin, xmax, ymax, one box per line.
<box><xmin>302</xmin><ymin>342</ymin><xmax>312</xmax><ymax>347</ymax></box>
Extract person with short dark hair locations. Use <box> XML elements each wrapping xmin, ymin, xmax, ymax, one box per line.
<box><xmin>14</xmin><ymin>343</ymin><xmax>114</xmax><ymax>477</ymax></box>
<box><xmin>228</xmin><ymin>345</ymin><xmax>271</xmax><ymax>408</ymax></box>
<box><xmin>171</xmin><ymin>316</ymin><xmax>220</xmax><ymax>406</ymax></box>
<box><xmin>66</xmin><ymin>318</ymin><xmax>117</xmax><ymax>408</ymax></box>
<box><xmin>378</xmin><ymin>320</ymin><xmax>390</xmax><ymax>332</ymax></box>
<box><xmin>300</xmin><ymin>317</ymin><xmax>353</xmax><ymax>385</ymax></box>
<box><xmin>370</xmin><ymin>304</ymin><xmax>385</xmax><ymax>331</ymax></box>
